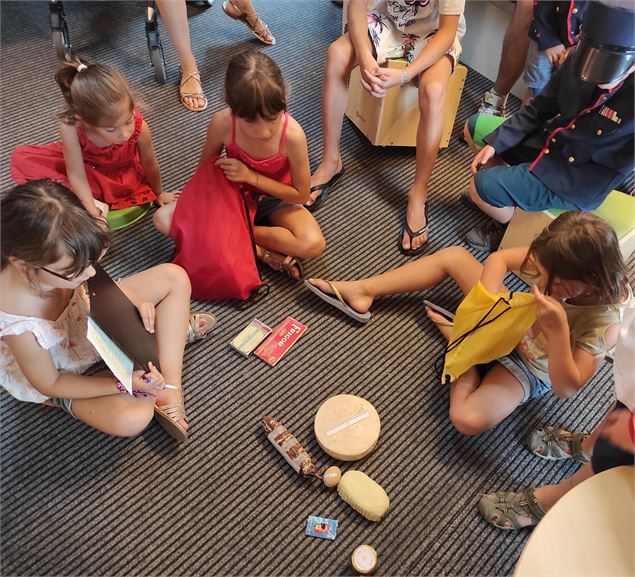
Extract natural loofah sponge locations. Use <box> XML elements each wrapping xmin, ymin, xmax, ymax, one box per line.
<box><xmin>337</xmin><ymin>470</ymin><xmax>390</xmax><ymax>522</ymax></box>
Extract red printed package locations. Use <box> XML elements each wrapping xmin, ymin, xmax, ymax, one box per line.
<box><xmin>254</xmin><ymin>317</ymin><xmax>307</xmax><ymax>366</ymax></box>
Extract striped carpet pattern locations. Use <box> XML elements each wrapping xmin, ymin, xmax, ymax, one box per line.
<box><xmin>1</xmin><ymin>2</ymin><xmax>631</xmax><ymax>575</ymax></box>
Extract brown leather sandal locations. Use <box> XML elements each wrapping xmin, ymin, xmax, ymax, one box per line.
<box><xmin>179</xmin><ymin>70</ymin><xmax>208</xmax><ymax>112</ymax></box>
<box><xmin>261</xmin><ymin>249</ymin><xmax>303</xmax><ymax>280</ymax></box>
<box><xmin>154</xmin><ymin>383</ymin><xmax>188</xmax><ymax>442</ymax></box>
<box><xmin>222</xmin><ymin>0</ymin><xmax>275</xmax><ymax>45</ymax></box>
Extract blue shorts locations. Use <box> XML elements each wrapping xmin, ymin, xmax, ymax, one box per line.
<box><xmin>523</xmin><ymin>39</ymin><xmax>553</xmax><ymax>95</ymax></box>
<box><xmin>474</xmin><ymin>163</ymin><xmax>580</xmax><ymax>211</ymax></box>
<box><xmin>477</xmin><ymin>348</ymin><xmax>552</xmax><ymax>403</ymax></box>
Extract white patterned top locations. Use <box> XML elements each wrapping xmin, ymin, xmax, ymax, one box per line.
<box><xmin>368</xmin><ymin>0</ymin><xmax>466</xmax><ymax>63</ymax></box>
<box><xmin>0</xmin><ymin>285</ymin><xmax>101</xmax><ymax>403</ymax></box>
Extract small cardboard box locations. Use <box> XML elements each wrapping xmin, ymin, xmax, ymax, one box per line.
<box><xmin>346</xmin><ymin>60</ymin><xmax>467</xmax><ymax>148</ymax></box>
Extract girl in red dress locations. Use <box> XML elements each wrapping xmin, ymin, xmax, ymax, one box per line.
<box><xmin>154</xmin><ymin>49</ymin><xmax>325</xmax><ymax>280</ymax></box>
<box><xmin>10</xmin><ymin>59</ymin><xmax>178</xmax><ymax>220</ymax></box>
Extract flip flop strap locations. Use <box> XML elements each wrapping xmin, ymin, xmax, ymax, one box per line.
<box><xmin>327</xmin><ymin>282</ymin><xmax>348</xmax><ymax>309</ymax></box>
<box><xmin>404</xmin><ymin>221</ymin><xmax>428</xmax><ymax>237</ymax></box>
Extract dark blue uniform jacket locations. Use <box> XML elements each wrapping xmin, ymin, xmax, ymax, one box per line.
<box><xmin>529</xmin><ymin>1</ymin><xmax>586</xmax><ymax>50</ymax></box>
<box><xmin>485</xmin><ymin>57</ymin><xmax>634</xmax><ymax>210</ymax></box>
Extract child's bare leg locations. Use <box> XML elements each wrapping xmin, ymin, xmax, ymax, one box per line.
<box><xmin>153</xmin><ymin>202</ymin><xmax>176</xmax><ymax>236</ymax></box>
<box><xmin>256</xmin><ymin>206</ymin><xmax>325</xmax><ymax>257</ymax></box>
<box><xmin>402</xmin><ymin>56</ymin><xmax>453</xmax><ymax>252</ymax></box>
<box><xmin>308</xmin><ymin>246</ymin><xmax>484</xmax><ymax>314</ymax></box>
<box><xmin>449</xmin><ymin>363</ymin><xmax>525</xmax><ymax>436</ymax></box>
<box><xmin>72</xmin><ymin>394</ymin><xmax>156</xmax><ymax>437</ymax></box>
<box><xmin>308</xmin><ymin>34</ymin><xmax>358</xmax><ymax>206</ymax></box>
<box><xmin>467</xmin><ymin>177</ymin><xmax>515</xmax><ymax>224</ymax></box>
<box><xmin>119</xmin><ymin>264</ymin><xmax>191</xmax><ymax>431</ymax></box>
<box><xmin>535</xmin><ymin>463</ymin><xmax>594</xmax><ymax>510</ymax></box>
<box><xmin>254</xmin><ymin>206</ymin><xmax>325</xmax><ymax>280</ymax></box>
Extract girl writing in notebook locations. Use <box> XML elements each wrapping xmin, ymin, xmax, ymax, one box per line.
<box><xmin>0</xmin><ymin>180</ymin><xmax>214</xmax><ymax>442</ymax></box>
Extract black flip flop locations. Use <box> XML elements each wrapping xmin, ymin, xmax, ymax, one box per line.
<box><xmin>306</xmin><ymin>168</ymin><xmax>345</xmax><ymax>213</ymax></box>
<box><xmin>398</xmin><ymin>203</ymin><xmax>429</xmax><ymax>256</ymax></box>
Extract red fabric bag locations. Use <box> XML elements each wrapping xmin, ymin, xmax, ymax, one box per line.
<box><xmin>170</xmin><ymin>156</ymin><xmax>262</xmax><ymax>301</ymax></box>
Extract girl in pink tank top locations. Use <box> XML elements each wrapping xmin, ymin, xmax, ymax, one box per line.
<box><xmin>154</xmin><ymin>49</ymin><xmax>324</xmax><ymax>280</ymax></box>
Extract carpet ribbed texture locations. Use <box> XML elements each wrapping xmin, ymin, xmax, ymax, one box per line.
<box><xmin>1</xmin><ymin>2</ymin><xmax>632</xmax><ymax>576</ymax></box>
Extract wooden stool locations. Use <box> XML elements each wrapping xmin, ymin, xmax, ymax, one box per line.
<box><xmin>499</xmin><ymin>190</ymin><xmax>635</xmax><ymax>261</ymax></box>
<box><xmin>346</xmin><ymin>61</ymin><xmax>467</xmax><ymax>148</ymax></box>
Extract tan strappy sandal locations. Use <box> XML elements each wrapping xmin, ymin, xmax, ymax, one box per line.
<box><xmin>222</xmin><ymin>0</ymin><xmax>276</xmax><ymax>45</ymax></box>
<box><xmin>154</xmin><ymin>383</ymin><xmax>188</xmax><ymax>442</ymax></box>
<box><xmin>186</xmin><ymin>311</ymin><xmax>216</xmax><ymax>345</ymax></box>
<box><xmin>179</xmin><ymin>70</ymin><xmax>208</xmax><ymax>112</ymax></box>
<box><xmin>261</xmin><ymin>249</ymin><xmax>303</xmax><ymax>280</ymax></box>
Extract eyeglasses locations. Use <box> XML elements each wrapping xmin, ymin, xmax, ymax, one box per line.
<box><xmin>40</xmin><ymin>266</ymin><xmax>83</xmax><ymax>282</ymax></box>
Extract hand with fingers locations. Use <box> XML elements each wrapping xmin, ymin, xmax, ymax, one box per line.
<box><xmin>358</xmin><ymin>54</ymin><xmax>382</xmax><ymax>94</ymax></box>
<box><xmin>132</xmin><ymin>362</ymin><xmax>165</xmax><ymax>395</ymax></box>
<box><xmin>532</xmin><ymin>284</ymin><xmax>569</xmax><ymax>337</ymax></box>
<box><xmin>471</xmin><ymin>145</ymin><xmax>496</xmax><ymax>174</ymax></box>
<box><xmin>545</xmin><ymin>44</ymin><xmax>566</xmax><ymax>68</ymax></box>
<box><xmin>156</xmin><ymin>191</ymin><xmax>181</xmax><ymax>206</ymax></box>
<box><xmin>215</xmin><ymin>157</ymin><xmax>252</xmax><ymax>183</ymax></box>
<box><xmin>136</xmin><ymin>301</ymin><xmax>157</xmax><ymax>333</ymax></box>
<box><xmin>364</xmin><ymin>66</ymin><xmax>403</xmax><ymax>97</ymax></box>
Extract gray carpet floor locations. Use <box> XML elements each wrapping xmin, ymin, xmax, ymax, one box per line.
<box><xmin>1</xmin><ymin>1</ymin><xmax>632</xmax><ymax>575</ymax></box>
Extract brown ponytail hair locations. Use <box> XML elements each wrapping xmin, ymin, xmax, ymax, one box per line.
<box><xmin>55</xmin><ymin>58</ymin><xmax>137</xmax><ymax>126</ymax></box>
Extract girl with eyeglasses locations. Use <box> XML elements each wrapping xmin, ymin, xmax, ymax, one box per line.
<box><xmin>0</xmin><ymin>180</ymin><xmax>213</xmax><ymax>442</ymax></box>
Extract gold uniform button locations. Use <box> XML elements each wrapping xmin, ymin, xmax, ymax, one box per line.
<box><xmin>568</xmin><ymin>156</ymin><xmax>575</xmax><ymax>163</ymax></box>
<box><xmin>544</xmin><ymin>148</ymin><xmax>550</xmax><ymax>154</ymax></box>
<box><xmin>572</xmin><ymin>7</ymin><xmax>578</xmax><ymax>13</ymax></box>
<box><xmin>596</xmin><ymin>129</ymin><xmax>603</xmax><ymax>136</ymax></box>
<box><xmin>551</xmin><ymin>137</ymin><xmax>556</xmax><ymax>143</ymax></box>
<box><xmin>571</xmin><ymin>124</ymin><xmax>576</xmax><ymax>129</ymax></box>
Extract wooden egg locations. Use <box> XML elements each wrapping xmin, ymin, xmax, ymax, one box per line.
<box><xmin>323</xmin><ymin>466</ymin><xmax>342</xmax><ymax>488</ymax></box>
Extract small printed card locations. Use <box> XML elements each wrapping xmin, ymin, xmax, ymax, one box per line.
<box><xmin>254</xmin><ymin>317</ymin><xmax>307</xmax><ymax>366</ymax></box>
<box><xmin>230</xmin><ymin>318</ymin><xmax>272</xmax><ymax>357</ymax></box>
<box><xmin>86</xmin><ymin>317</ymin><xmax>134</xmax><ymax>394</ymax></box>
<box><xmin>305</xmin><ymin>515</ymin><xmax>338</xmax><ymax>541</ymax></box>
